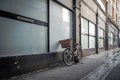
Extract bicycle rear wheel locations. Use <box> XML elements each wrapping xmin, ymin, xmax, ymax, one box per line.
<box><xmin>74</xmin><ymin>45</ymin><xmax>82</xmax><ymax>63</ymax></box>
<box><xmin>63</xmin><ymin>48</ymin><xmax>73</xmax><ymax>66</ymax></box>
<box><xmin>76</xmin><ymin>46</ymin><xmax>82</xmax><ymax>61</ymax></box>
<box><xmin>77</xmin><ymin>49</ymin><xmax>82</xmax><ymax>60</ymax></box>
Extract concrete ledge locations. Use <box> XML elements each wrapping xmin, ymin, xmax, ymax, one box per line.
<box><xmin>0</xmin><ymin>52</ymin><xmax>63</xmax><ymax>79</ymax></box>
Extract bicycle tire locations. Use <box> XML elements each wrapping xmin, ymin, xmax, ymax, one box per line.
<box><xmin>63</xmin><ymin>48</ymin><xmax>74</xmax><ymax>66</ymax></box>
<box><xmin>74</xmin><ymin>45</ymin><xmax>82</xmax><ymax>63</ymax></box>
<box><xmin>77</xmin><ymin>47</ymin><xmax>82</xmax><ymax>60</ymax></box>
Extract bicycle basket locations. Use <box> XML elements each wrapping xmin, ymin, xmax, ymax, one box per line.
<box><xmin>59</xmin><ymin>39</ymin><xmax>72</xmax><ymax>48</ymax></box>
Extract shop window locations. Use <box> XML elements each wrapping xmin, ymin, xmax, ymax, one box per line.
<box><xmin>81</xmin><ymin>18</ymin><xmax>89</xmax><ymax>49</ymax></box>
<box><xmin>89</xmin><ymin>22</ymin><xmax>95</xmax><ymax>36</ymax></box>
<box><xmin>81</xmin><ymin>18</ymin><xmax>96</xmax><ymax>49</ymax></box>
<box><xmin>81</xmin><ymin>18</ymin><xmax>88</xmax><ymax>34</ymax></box>
<box><xmin>0</xmin><ymin>0</ymin><xmax>47</xmax><ymax>22</ymax></box>
<box><xmin>89</xmin><ymin>22</ymin><xmax>95</xmax><ymax>48</ymax></box>
<box><xmin>99</xmin><ymin>39</ymin><xmax>104</xmax><ymax>48</ymax></box>
<box><xmin>50</xmin><ymin>1</ymin><xmax>72</xmax><ymax>51</ymax></box>
<box><xmin>109</xmin><ymin>32</ymin><xmax>114</xmax><ymax>46</ymax></box>
<box><xmin>89</xmin><ymin>36</ymin><xmax>95</xmax><ymax>48</ymax></box>
<box><xmin>99</xmin><ymin>28</ymin><xmax>104</xmax><ymax>48</ymax></box>
<box><xmin>81</xmin><ymin>35</ymin><xmax>88</xmax><ymax>49</ymax></box>
<box><xmin>0</xmin><ymin>0</ymin><xmax>48</xmax><ymax>56</ymax></box>
<box><xmin>113</xmin><ymin>29</ymin><xmax>118</xmax><ymax>47</ymax></box>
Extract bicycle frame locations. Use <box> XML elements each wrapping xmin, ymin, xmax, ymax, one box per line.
<box><xmin>62</xmin><ymin>43</ymin><xmax>82</xmax><ymax>65</ymax></box>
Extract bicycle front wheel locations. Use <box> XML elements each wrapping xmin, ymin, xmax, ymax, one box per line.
<box><xmin>63</xmin><ymin>48</ymin><xmax>73</xmax><ymax>66</ymax></box>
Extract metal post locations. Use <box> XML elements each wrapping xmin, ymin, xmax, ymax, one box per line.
<box><xmin>117</xmin><ymin>29</ymin><xmax>120</xmax><ymax>48</ymax></box>
<box><xmin>105</xmin><ymin>19</ymin><xmax>109</xmax><ymax>50</ymax></box>
<box><xmin>47</xmin><ymin>0</ymin><xmax>50</xmax><ymax>52</ymax></box>
<box><xmin>96</xmin><ymin>9</ymin><xmax>99</xmax><ymax>54</ymax></box>
<box><xmin>73</xmin><ymin>0</ymin><xmax>76</xmax><ymax>44</ymax></box>
<box><xmin>105</xmin><ymin>2</ymin><xmax>109</xmax><ymax>50</ymax></box>
<box><xmin>73</xmin><ymin>0</ymin><xmax>82</xmax><ymax>46</ymax></box>
<box><xmin>78</xmin><ymin>0</ymin><xmax>82</xmax><ymax>47</ymax></box>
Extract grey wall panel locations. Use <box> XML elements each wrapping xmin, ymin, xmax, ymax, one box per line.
<box><xmin>56</xmin><ymin>0</ymin><xmax>73</xmax><ymax>10</ymax></box>
<box><xmin>0</xmin><ymin>0</ymin><xmax>47</xmax><ymax>22</ymax></box>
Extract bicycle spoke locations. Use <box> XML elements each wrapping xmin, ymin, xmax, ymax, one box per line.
<box><xmin>63</xmin><ymin>49</ymin><xmax>73</xmax><ymax>65</ymax></box>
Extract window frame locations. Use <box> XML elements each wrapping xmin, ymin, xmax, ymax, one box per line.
<box><xmin>49</xmin><ymin>0</ymin><xmax>73</xmax><ymax>52</ymax></box>
<box><xmin>88</xmin><ymin>22</ymin><xmax>96</xmax><ymax>48</ymax></box>
<box><xmin>109</xmin><ymin>31</ymin><xmax>114</xmax><ymax>46</ymax></box>
<box><xmin>81</xmin><ymin>17</ymin><xmax>96</xmax><ymax>49</ymax></box>
<box><xmin>99</xmin><ymin>28</ymin><xmax>105</xmax><ymax>48</ymax></box>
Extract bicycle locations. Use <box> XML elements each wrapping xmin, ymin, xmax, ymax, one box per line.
<box><xmin>60</xmin><ymin>39</ymin><xmax>82</xmax><ymax>65</ymax></box>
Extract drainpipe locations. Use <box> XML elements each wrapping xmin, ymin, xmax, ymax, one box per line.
<box><xmin>96</xmin><ymin>9</ymin><xmax>99</xmax><ymax>54</ymax></box>
<box><xmin>118</xmin><ymin>29</ymin><xmax>120</xmax><ymax>48</ymax></box>
<box><xmin>78</xmin><ymin>0</ymin><xmax>82</xmax><ymax>47</ymax></box>
<box><xmin>105</xmin><ymin>2</ymin><xmax>109</xmax><ymax>50</ymax></box>
<box><xmin>105</xmin><ymin>19</ymin><xmax>109</xmax><ymax>50</ymax></box>
<box><xmin>73</xmin><ymin>0</ymin><xmax>82</xmax><ymax>47</ymax></box>
<box><xmin>73</xmin><ymin>0</ymin><xmax>76</xmax><ymax>44</ymax></box>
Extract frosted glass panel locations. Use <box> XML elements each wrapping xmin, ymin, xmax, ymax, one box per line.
<box><xmin>0</xmin><ymin>0</ymin><xmax>47</xmax><ymax>22</ymax></box>
<box><xmin>0</xmin><ymin>17</ymin><xmax>47</xmax><ymax>56</ymax></box>
<box><xmin>109</xmin><ymin>38</ymin><xmax>111</xmax><ymax>46</ymax></box>
<box><xmin>110</xmin><ymin>39</ymin><xmax>113</xmax><ymax>45</ymax></box>
<box><xmin>114</xmin><ymin>40</ymin><xmax>118</xmax><ymax>47</ymax></box>
<box><xmin>110</xmin><ymin>33</ymin><xmax>114</xmax><ymax>39</ymax></box>
<box><xmin>99</xmin><ymin>39</ymin><xmax>103</xmax><ymax>47</ymax></box>
<box><xmin>115</xmin><ymin>35</ymin><xmax>118</xmax><ymax>40</ymax></box>
<box><xmin>81</xmin><ymin>18</ymin><xmax>88</xmax><ymax>34</ymax></box>
<box><xmin>89</xmin><ymin>22</ymin><xmax>95</xmax><ymax>36</ymax></box>
<box><xmin>81</xmin><ymin>35</ymin><xmax>88</xmax><ymax>49</ymax></box>
<box><xmin>109</xmin><ymin>38</ymin><xmax>113</xmax><ymax>46</ymax></box>
<box><xmin>89</xmin><ymin>37</ymin><xmax>95</xmax><ymax>48</ymax></box>
<box><xmin>50</xmin><ymin>1</ymin><xmax>72</xmax><ymax>51</ymax></box>
<box><xmin>99</xmin><ymin>28</ymin><xmax>104</xmax><ymax>38</ymax></box>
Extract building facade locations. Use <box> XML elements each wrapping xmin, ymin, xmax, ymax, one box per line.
<box><xmin>106</xmin><ymin>0</ymin><xmax>119</xmax><ymax>49</ymax></box>
<box><xmin>76</xmin><ymin>0</ymin><xmax>119</xmax><ymax>56</ymax></box>
<box><xmin>76</xmin><ymin>0</ymin><xmax>107</xmax><ymax>56</ymax></box>
<box><xmin>0</xmin><ymin>0</ymin><xmax>119</xmax><ymax>79</ymax></box>
<box><xmin>0</xmin><ymin>0</ymin><xmax>74</xmax><ymax>79</ymax></box>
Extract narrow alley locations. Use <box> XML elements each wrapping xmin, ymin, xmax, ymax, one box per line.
<box><xmin>0</xmin><ymin>0</ymin><xmax>120</xmax><ymax>80</ymax></box>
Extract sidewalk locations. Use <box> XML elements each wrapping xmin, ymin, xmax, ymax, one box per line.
<box><xmin>80</xmin><ymin>48</ymin><xmax>120</xmax><ymax>80</ymax></box>
<box><xmin>8</xmin><ymin>52</ymin><xmax>106</xmax><ymax>80</ymax></box>
<box><xmin>105</xmin><ymin>51</ymin><xmax>120</xmax><ymax>80</ymax></box>
<box><xmin>105</xmin><ymin>63</ymin><xmax>120</xmax><ymax>80</ymax></box>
